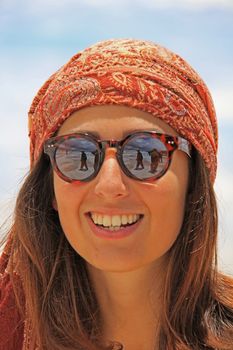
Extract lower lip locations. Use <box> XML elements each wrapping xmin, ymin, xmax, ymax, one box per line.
<box><xmin>86</xmin><ymin>214</ymin><xmax>143</xmax><ymax>240</ymax></box>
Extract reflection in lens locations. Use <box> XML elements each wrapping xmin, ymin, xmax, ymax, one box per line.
<box><xmin>122</xmin><ymin>134</ymin><xmax>168</xmax><ymax>179</ymax></box>
<box><xmin>55</xmin><ymin>137</ymin><xmax>99</xmax><ymax>180</ymax></box>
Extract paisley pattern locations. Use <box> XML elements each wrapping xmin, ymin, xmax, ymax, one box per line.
<box><xmin>28</xmin><ymin>39</ymin><xmax>217</xmax><ymax>183</ymax></box>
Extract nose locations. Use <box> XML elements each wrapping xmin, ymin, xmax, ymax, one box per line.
<box><xmin>94</xmin><ymin>148</ymin><xmax>130</xmax><ymax>199</ymax></box>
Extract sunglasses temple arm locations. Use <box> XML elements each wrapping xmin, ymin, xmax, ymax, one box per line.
<box><xmin>43</xmin><ymin>142</ymin><xmax>56</xmax><ymax>157</ymax></box>
<box><xmin>178</xmin><ymin>138</ymin><xmax>192</xmax><ymax>158</ymax></box>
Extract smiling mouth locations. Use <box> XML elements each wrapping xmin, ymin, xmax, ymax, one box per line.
<box><xmin>87</xmin><ymin>212</ymin><xmax>143</xmax><ymax>229</ymax></box>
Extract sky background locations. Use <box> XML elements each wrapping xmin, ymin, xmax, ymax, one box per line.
<box><xmin>0</xmin><ymin>0</ymin><xmax>232</xmax><ymax>274</ymax></box>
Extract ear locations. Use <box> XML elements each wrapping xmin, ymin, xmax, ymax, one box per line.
<box><xmin>52</xmin><ymin>197</ymin><xmax>58</xmax><ymax>211</ymax></box>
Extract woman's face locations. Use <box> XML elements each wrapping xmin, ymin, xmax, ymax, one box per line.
<box><xmin>53</xmin><ymin>105</ymin><xmax>189</xmax><ymax>272</ymax></box>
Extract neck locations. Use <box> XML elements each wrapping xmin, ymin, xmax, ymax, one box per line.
<box><xmin>86</xmin><ymin>258</ymin><xmax>166</xmax><ymax>349</ymax></box>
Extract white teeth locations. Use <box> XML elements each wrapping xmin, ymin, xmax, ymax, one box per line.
<box><xmin>128</xmin><ymin>214</ymin><xmax>133</xmax><ymax>224</ymax></box>
<box><xmin>103</xmin><ymin>226</ymin><xmax>122</xmax><ymax>231</ymax></box>
<box><xmin>121</xmin><ymin>215</ymin><xmax>128</xmax><ymax>225</ymax></box>
<box><xmin>111</xmin><ymin>215</ymin><xmax>122</xmax><ymax>227</ymax></box>
<box><xmin>97</xmin><ymin>215</ymin><xmax>103</xmax><ymax>225</ymax></box>
<box><xmin>103</xmin><ymin>215</ymin><xmax>112</xmax><ymax>227</ymax></box>
<box><xmin>90</xmin><ymin>213</ymin><xmax>141</xmax><ymax>227</ymax></box>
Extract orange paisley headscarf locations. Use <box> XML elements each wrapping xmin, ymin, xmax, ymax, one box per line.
<box><xmin>28</xmin><ymin>38</ymin><xmax>218</xmax><ymax>182</ymax></box>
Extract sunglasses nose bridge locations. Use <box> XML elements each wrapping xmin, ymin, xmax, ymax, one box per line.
<box><xmin>102</xmin><ymin>139</ymin><xmax>119</xmax><ymax>147</ymax></box>
<box><xmin>101</xmin><ymin>140</ymin><xmax>121</xmax><ymax>153</ymax></box>
<box><xmin>99</xmin><ymin>141</ymin><xmax>124</xmax><ymax>176</ymax></box>
<box><xmin>101</xmin><ymin>140</ymin><xmax>121</xmax><ymax>160</ymax></box>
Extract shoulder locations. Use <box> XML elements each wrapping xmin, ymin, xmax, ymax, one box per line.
<box><xmin>0</xmin><ymin>251</ymin><xmax>24</xmax><ymax>350</ymax></box>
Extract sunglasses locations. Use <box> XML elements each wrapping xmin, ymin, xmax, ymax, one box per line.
<box><xmin>44</xmin><ymin>131</ymin><xmax>191</xmax><ymax>183</ymax></box>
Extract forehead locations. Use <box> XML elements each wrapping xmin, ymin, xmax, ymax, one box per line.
<box><xmin>57</xmin><ymin>105</ymin><xmax>178</xmax><ymax>138</ymax></box>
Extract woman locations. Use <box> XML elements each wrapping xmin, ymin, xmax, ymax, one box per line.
<box><xmin>0</xmin><ymin>38</ymin><xmax>233</xmax><ymax>350</ymax></box>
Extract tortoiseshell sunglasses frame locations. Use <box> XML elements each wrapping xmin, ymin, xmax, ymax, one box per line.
<box><xmin>44</xmin><ymin>131</ymin><xmax>191</xmax><ymax>183</ymax></box>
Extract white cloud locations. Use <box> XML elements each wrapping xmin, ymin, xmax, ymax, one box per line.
<box><xmin>215</xmin><ymin>169</ymin><xmax>233</xmax><ymax>219</ymax></box>
<box><xmin>212</xmin><ymin>87</ymin><xmax>233</xmax><ymax>123</ymax></box>
<box><xmin>139</xmin><ymin>0</ymin><xmax>233</xmax><ymax>10</ymax></box>
<box><xmin>215</xmin><ymin>168</ymin><xmax>233</xmax><ymax>273</ymax></box>
<box><xmin>1</xmin><ymin>0</ymin><xmax>233</xmax><ymax>14</ymax></box>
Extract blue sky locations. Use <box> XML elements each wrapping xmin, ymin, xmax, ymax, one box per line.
<box><xmin>0</xmin><ymin>0</ymin><xmax>233</xmax><ymax>272</ymax></box>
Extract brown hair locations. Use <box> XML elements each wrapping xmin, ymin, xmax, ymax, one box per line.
<box><xmin>3</xmin><ymin>148</ymin><xmax>233</xmax><ymax>350</ymax></box>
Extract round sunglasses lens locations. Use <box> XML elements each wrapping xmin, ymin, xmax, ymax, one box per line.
<box><xmin>122</xmin><ymin>134</ymin><xmax>169</xmax><ymax>179</ymax></box>
<box><xmin>55</xmin><ymin>137</ymin><xmax>100</xmax><ymax>180</ymax></box>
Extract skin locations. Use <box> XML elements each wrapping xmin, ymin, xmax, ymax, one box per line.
<box><xmin>53</xmin><ymin>105</ymin><xmax>189</xmax><ymax>350</ymax></box>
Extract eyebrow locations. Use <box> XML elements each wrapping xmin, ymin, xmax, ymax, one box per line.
<box><xmin>67</xmin><ymin>128</ymin><xmax>163</xmax><ymax>138</ymax></box>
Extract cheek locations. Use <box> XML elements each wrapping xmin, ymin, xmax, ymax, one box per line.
<box><xmin>139</xmin><ymin>166</ymin><xmax>188</xmax><ymax>255</ymax></box>
<box><xmin>53</xmin><ymin>174</ymin><xmax>85</xmax><ymax>240</ymax></box>
<box><xmin>152</xmin><ymin>154</ymin><xmax>189</xmax><ymax>226</ymax></box>
<box><xmin>155</xmin><ymin>177</ymin><xmax>187</xmax><ymax>229</ymax></box>
<box><xmin>160</xmin><ymin>170</ymin><xmax>186</xmax><ymax>205</ymax></box>
<box><xmin>53</xmin><ymin>172</ymin><xmax>87</xmax><ymax>206</ymax></box>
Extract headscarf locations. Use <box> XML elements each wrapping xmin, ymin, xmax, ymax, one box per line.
<box><xmin>28</xmin><ymin>38</ymin><xmax>218</xmax><ymax>182</ymax></box>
